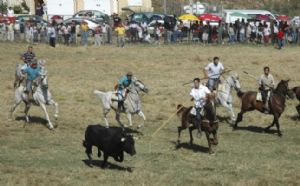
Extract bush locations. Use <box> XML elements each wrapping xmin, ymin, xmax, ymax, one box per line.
<box><xmin>13</xmin><ymin>5</ymin><xmax>23</xmax><ymax>14</ymax></box>
<box><xmin>21</xmin><ymin>1</ymin><xmax>30</xmax><ymax>12</ymax></box>
<box><xmin>0</xmin><ymin>3</ymin><xmax>8</xmax><ymax>14</ymax></box>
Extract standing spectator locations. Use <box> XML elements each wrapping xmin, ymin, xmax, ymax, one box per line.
<box><xmin>7</xmin><ymin>22</ymin><xmax>14</xmax><ymax>42</ymax></box>
<box><xmin>115</xmin><ymin>24</ymin><xmax>125</xmax><ymax>48</ymax></box>
<box><xmin>257</xmin><ymin>22</ymin><xmax>264</xmax><ymax>44</ymax></box>
<box><xmin>14</xmin><ymin>20</ymin><xmax>21</xmax><ymax>41</ymax></box>
<box><xmin>80</xmin><ymin>21</ymin><xmax>89</xmax><ymax>46</ymax></box>
<box><xmin>57</xmin><ymin>24</ymin><xmax>63</xmax><ymax>44</ymax></box>
<box><xmin>246</xmin><ymin>23</ymin><xmax>251</xmax><ymax>43</ymax></box>
<box><xmin>271</xmin><ymin>22</ymin><xmax>279</xmax><ymax>45</ymax></box>
<box><xmin>263</xmin><ymin>25</ymin><xmax>270</xmax><ymax>45</ymax></box>
<box><xmin>19</xmin><ymin>19</ymin><xmax>25</xmax><ymax>41</ymax></box>
<box><xmin>69</xmin><ymin>22</ymin><xmax>76</xmax><ymax>44</ymax></box>
<box><xmin>291</xmin><ymin>21</ymin><xmax>298</xmax><ymax>44</ymax></box>
<box><xmin>202</xmin><ymin>25</ymin><xmax>209</xmax><ymax>45</ymax></box>
<box><xmin>217</xmin><ymin>21</ymin><xmax>224</xmax><ymax>45</ymax></box>
<box><xmin>33</xmin><ymin>25</ymin><xmax>38</xmax><ymax>43</ymax></box>
<box><xmin>102</xmin><ymin>22</ymin><xmax>108</xmax><ymax>43</ymax></box>
<box><xmin>42</xmin><ymin>3</ymin><xmax>48</xmax><ymax>20</ymax></box>
<box><xmin>75</xmin><ymin>24</ymin><xmax>80</xmax><ymax>44</ymax></box>
<box><xmin>298</xmin><ymin>26</ymin><xmax>300</xmax><ymax>45</ymax></box>
<box><xmin>48</xmin><ymin>24</ymin><xmax>56</xmax><ymax>47</ymax></box>
<box><xmin>228</xmin><ymin>23</ymin><xmax>235</xmax><ymax>44</ymax></box>
<box><xmin>94</xmin><ymin>25</ymin><xmax>102</xmax><ymax>46</ymax></box>
<box><xmin>7</xmin><ymin>7</ymin><xmax>14</xmax><ymax>23</ymax></box>
<box><xmin>62</xmin><ymin>24</ymin><xmax>70</xmax><ymax>45</ymax></box>
<box><xmin>25</xmin><ymin>23</ymin><xmax>34</xmax><ymax>43</ymax></box>
<box><xmin>239</xmin><ymin>23</ymin><xmax>246</xmax><ymax>43</ymax></box>
<box><xmin>277</xmin><ymin>28</ymin><xmax>284</xmax><ymax>49</ymax></box>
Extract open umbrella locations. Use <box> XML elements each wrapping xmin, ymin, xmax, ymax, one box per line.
<box><xmin>256</xmin><ymin>14</ymin><xmax>270</xmax><ymax>21</ymax></box>
<box><xmin>178</xmin><ymin>14</ymin><xmax>199</xmax><ymax>21</ymax></box>
<box><xmin>199</xmin><ymin>13</ymin><xmax>222</xmax><ymax>22</ymax></box>
<box><xmin>277</xmin><ymin>15</ymin><xmax>289</xmax><ymax>21</ymax></box>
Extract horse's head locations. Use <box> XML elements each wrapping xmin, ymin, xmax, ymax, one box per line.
<box><xmin>131</xmin><ymin>78</ymin><xmax>149</xmax><ymax>93</ymax></box>
<box><xmin>39</xmin><ymin>72</ymin><xmax>49</xmax><ymax>90</ymax></box>
<box><xmin>276</xmin><ymin>80</ymin><xmax>294</xmax><ymax>99</ymax></box>
<box><xmin>204</xmin><ymin>93</ymin><xmax>217</xmax><ymax>122</ymax></box>
<box><xmin>228</xmin><ymin>73</ymin><xmax>241</xmax><ymax>92</ymax></box>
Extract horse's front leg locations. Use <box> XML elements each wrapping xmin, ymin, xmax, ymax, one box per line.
<box><xmin>48</xmin><ymin>100</ymin><xmax>59</xmax><ymax>119</ymax></box>
<box><xmin>126</xmin><ymin>112</ymin><xmax>133</xmax><ymax>127</ymax></box>
<box><xmin>234</xmin><ymin>111</ymin><xmax>244</xmax><ymax>129</ymax></box>
<box><xmin>137</xmin><ymin>111</ymin><xmax>146</xmax><ymax>128</ymax></box>
<box><xmin>103</xmin><ymin>109</ymin><xmax>110</xmax><ymax>128</ymax></box>
<box><xmin>212</xmin><ymin>130</ymin><xmax>218</xmax><ymax>145</ymax></box>
<box><xmin>9</xmin><ymin>99</ymin><xmax>22</xmax><ymax>120</ymax></box>
<box><xmin>40</xmin><ymin>103</ymin><xmax>54</xmax><ymax>130</ymax></box>
<box><xmin>24</xmin><ymin>103</ymin><xmax>31</xmax><ymax>123</ymax></box>
<box><xmin>115</xmin><ymin>112</ymin><xmax>124</xmax><ymax>128</ymax></box>
<box><xmin>205</xmin><ymin>132</ymin><xmax>213</xmax><ymax>154</ymax></box>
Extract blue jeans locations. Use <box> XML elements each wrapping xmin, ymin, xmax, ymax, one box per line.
<box><xmin>278</xmin><ymin>39</ymin><xmax>284</xmax><ymax>49</ymax></box>
<box><xmin>81</xmin><ymin>31</ymin><xmax>88</xmax><ymax>45</ymax></box>
<box><xmin>229</xmin><ymin>35</ymin><xmax>235</xmax><ymax>43</ymax></box>
<box><xmin>239</xmin><ymin>33</ymin><xmax>245</xmax><ymax>43</ymax></box>
<box><xmin>207</xmin><ymin>78</ymin><xmax>219</xmax><ymax>91</ymax></box>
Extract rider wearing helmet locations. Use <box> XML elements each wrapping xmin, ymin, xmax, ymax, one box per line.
<box><xmin>24</xmin><ymin>59</ymin><xmax>41</xmax><ymax>102</ymax></box>
<box><xmin>117</xmin><ymin>72</ymin><xmax>133</xmax><ymax>111</ymax></box>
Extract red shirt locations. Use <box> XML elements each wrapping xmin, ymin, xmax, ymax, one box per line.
<box><xmin>277</xmin><ymin>31</ymin><xmax>284</xmax><ymax>40</ymax></box>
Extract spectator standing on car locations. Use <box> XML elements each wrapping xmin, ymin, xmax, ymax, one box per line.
<box><xmin>7</xmin><ymin>7</ymin><xmax>14</xmax><ymax>23</ymax></box>
<box><xmin>36</xmin><ymin>3</ymin><xmax>43</xmax><ymax>17</ymax></box>
<box><xmin>80</xmin><ymin>21</ymin><xmax>89</xmax><ymax>46</ymax></box>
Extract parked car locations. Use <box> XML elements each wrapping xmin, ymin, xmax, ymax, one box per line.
<box><xmin>62</xmin><ymin>17</ymin><xmax>100</xmax><ymax>36</ymax></box>
<box><xmin>147</xmin><ymin>20</ymin><xmax>164</xmax><ymax>35</ymax></box>
<box><xmin>129</xmin><ymin>12</ymin><xmax>166</xmax><ymax>24</ymax></box>
<box><xmin>16</xmin><ymin>15</ymin><xmax>48</xmax><ymax>25</ymax></box>
<box><xmin>50</xmin><ymin>15</ymin><xmax>64</xmax><ymax>24</ymax></box>
<box><xmin>73</xmin><ymin>10</ymin><xmax>109</xmax><ymax>23</ymax></box>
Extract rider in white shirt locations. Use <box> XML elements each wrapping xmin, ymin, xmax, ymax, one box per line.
<box><xmin>204</xmin><ymin>57</ymin><xmax>224</xmax><ymax>91</ymax></box>
<box><xmin>190</xmin><ymin>78</ymin><xmax>211</xmax><ymax>134</ymax></box>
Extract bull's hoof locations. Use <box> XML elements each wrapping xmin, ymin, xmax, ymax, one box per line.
<box><xmin>278</xmin><ymin>132</ymin><xmax>283</xmax><ymax>137</ymax></box>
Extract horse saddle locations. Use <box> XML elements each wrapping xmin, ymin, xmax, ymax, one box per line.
<box><xmin>190</xmin><ymin>107</ymin><xmax>205</xmax><ymax>117</ymax></box>
<box><xmin>256</xmin><ymin>91</ymin><xmax>270</xmax><ymax>102</ymax></box>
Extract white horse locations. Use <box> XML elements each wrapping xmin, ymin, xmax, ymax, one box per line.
<box><xmin>9</xmin><ymin>72</ymin><xmax>59</xmax><ymax>130</ymax></box>
<box><xmin>216</xmin><ymin>73</ymin><xmax>241</xmax><ymax>124</ymax></box>
<box><xmin>94</xmin><ymin>79</ymin><xmax>148</xmax><ymax>128</ymax></box>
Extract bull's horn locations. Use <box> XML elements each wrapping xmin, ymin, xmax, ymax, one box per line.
<box><xmin>121</xmin><ymin>137</ymin><xmax>126</xmax><ymax>142</ymax></box>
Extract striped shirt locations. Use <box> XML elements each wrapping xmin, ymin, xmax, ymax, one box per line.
<box><xmin>23</xmin><ymin>52</ymin><xmax>35</xmax><ymax>64</ymax></box>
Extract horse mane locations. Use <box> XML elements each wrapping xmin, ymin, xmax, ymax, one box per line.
<box><xmin>274</xmin><ymin>80</ymin><xmax>287</xmax><ymax>96</ymax></box>
<box><xmin>176</xmin><ymin>104</ymin><xmax>192</xmax><ymax>117</ymax></box>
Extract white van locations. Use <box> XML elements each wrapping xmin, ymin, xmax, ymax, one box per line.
<box><xmin>223</xmin><ymin>9</ymin><xmax>277</xmax><ymax>23</ymax></box>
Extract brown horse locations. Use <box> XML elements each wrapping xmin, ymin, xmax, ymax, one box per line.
<box><xmin>176</xmin><ymin>95</ymin><xmax>219</xmax><ymax>154</ymax></box>
<box><xmin>234</xmin><ymin>80</ymin><xmax>294</xmax><ymax>136</ymax></box>
<box><xmin>292</xmin><ymin>86</ymin><xmax>300</xmax><ymax>117</ymax></box>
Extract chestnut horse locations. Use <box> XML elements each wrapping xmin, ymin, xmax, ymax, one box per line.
<box><xmin>292</xmin><ymin>86</ymin><xmax>300</xmax><ymax>117</ymax></box>
<box><xmin>234</xmin><ymin>80</ymin><xmax>293</xmax><ymax>136</ymax></box>
<box><xmin>176</xmin><ymin>95</ymin><xmax>218</xmax><ymax>154</ymax></box>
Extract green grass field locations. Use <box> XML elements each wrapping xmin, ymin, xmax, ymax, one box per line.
<box><xmin>0</xmin><ymin>43</ymin><xmax>299</xmax><ymax>186</ymax></box>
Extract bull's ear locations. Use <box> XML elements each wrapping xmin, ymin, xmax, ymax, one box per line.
<box><xmin>121</xmin><ymin>137</ymin><xmax>126</xmax><ymax>142</ymax></box>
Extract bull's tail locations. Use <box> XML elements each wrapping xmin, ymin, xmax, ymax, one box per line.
<box><xmin>82</xmin><ymin>140</ymin><xmax>87</xmax><ymax>148</ymax></box>
<box><xmin>237</xmin><ymin>90</ymin><xmax>245</xmax><ymax>98</ymax></box>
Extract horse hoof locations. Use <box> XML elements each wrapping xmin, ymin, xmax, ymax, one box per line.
<box><xmin>54</xmin><ymin>114</ymin><xmax>59</xmax><ymax>119</ymax></box>
<box><xmin>137</xmin><ymin>124</ymin><xmax>143</xmax><ymax>129</ymax></box>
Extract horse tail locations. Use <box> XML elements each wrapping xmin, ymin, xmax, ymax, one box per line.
<box><xmin>176</xmin><ymin>104</ymin><xmax>185</xmax><ymax>116</ymax></box>
<box><xmin>94</xmin><ymin>90</ymin><xmax>106</xmax><ymax>97</ymax></box>
<box><xmin>237</xmin><ymin>90</ymin><xmax>245</xmax><ymax>98</ymax></box>
<box><xmin>94</xmin><ymin>90</ymin><xmax>111</xmax><ymax>109</ymax></box>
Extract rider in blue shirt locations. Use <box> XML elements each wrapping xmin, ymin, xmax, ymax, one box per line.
<box><xmin>24</xmin><ymin>59</ymin><xmax>41</xmax><ymax>102</ymax></box>
<box><xmin>117</xmin><ymin>72</ymin><xmax>133</xmax><ymax>111</ymax></box>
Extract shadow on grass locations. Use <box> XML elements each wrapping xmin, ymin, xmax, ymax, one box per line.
<box><xmin>171</xmin><ymin>141</ymin><xmax>209</xmax><ymax>153</ymax></box>
<box><xmin>217</xmin><ymin>115</ymin><xmax>231</xmax><ymax>124</ymax></box>
<box><xmin>15</xmin><ymin>116</ymin><xmax>48</xmax><ymax>125</ymax></box>
<box><xmin>82</xmin><ymin>160</ymin><xmax>133</xmax><ymax>172</ymax></box>
<box><xmin>289</xmin><ymin>115</ymin><xmax>300</xmax><ymax>121</ymax></box>
<box><xmin>234</xmin><ymin>125</ymin><xmax>278</xmax><ymax>134</ymax></box>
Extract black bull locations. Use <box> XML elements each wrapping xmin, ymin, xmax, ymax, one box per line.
<box><xmin>83</xmin><ymin>125</ymin><xmax>136</xmax><ymax>168</ymax></box>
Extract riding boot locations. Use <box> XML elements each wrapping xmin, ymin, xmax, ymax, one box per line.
<box><xmin>118</xmin><ymin>101</ymin><xmax>124</xmax><ymax>112</ymax></box>
<box><xmin>196</xmin><ymin>108</ymin><xmax>202</xmax><ymax>137</ymax></box>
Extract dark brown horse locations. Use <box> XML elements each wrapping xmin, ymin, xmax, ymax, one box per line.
<box><xmin>234</xmin><ymin>80</ymin><xmax>294</xmax><ymax>136</ymax></box>
<box><xmin>292</xmin><ymin>86</ymin><xmax>300</xmax><ymax>117</ymax></box>
<box><xmin>176</xmin><ymin>95</ymin><xmax>219</xmax><ymax>154</ymax></box>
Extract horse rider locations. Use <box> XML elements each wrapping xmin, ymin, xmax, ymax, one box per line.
<box><xmin>190</xmin><ymin>78</ymin><xmax>211</xmax><ymax>134</ymax></box>
<box><xmin>204</xmin><ymin>57</ymin><xmax>224</xmax><ymax>91</ymax></box>
<box><xmin>258</xmin><ymin>66</ymin><xmax>275</xmax><ymax>112</ymax></box>
<box><xmin>21</xmin><ymin>46</ymin><xmax>36</xmax><ymax>71</ymax></box>
<box><xmin>117</xmin><ymin>72</ymin><xmax>133</xmax><ymax>111</ymax></box>
<box><xmin>23</xmin><ymin>59</ymin><xmax>41</xmax><ymax>102</ymax></box>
